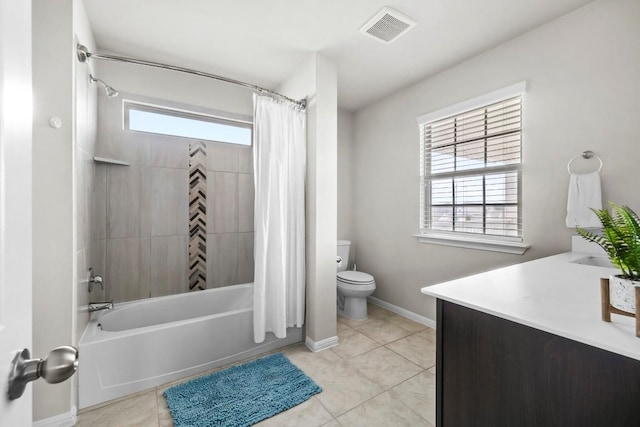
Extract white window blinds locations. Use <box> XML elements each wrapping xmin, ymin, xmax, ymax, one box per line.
<box><xmin>419</xmin><ymin>95</ymin><xmax>523</xmax><ymax>241</ymax></box>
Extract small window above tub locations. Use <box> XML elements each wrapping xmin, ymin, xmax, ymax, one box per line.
<box><xmin>124</xmin><ymin>102</ymin><xmax>253</xmax><ymax>145</ymax></box>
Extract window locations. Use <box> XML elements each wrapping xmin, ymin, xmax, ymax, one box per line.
<box><xmin>124</xmin><ymin>102</ymin><xmax>252</xmax><ymax>145</ymax></box>
<box><xmin>416</xmin><ymin>83</ymin><xmax>529</xmax><ymax>254</ymax></box>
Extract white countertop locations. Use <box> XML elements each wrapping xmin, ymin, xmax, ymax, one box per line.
<box><xmin>421</xmin><ymin>252</ymin><xmax>640</xmax><ymax>361</ymax></box>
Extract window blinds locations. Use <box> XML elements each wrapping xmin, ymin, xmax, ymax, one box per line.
<box><xmin>420</xmin><ymin>96</ymin><xmax>522</xmax><ymax>238</ymax></box>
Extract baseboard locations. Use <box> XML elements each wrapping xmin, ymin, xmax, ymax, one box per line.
<box><xmin>33</xmin><ymin>406</ymin><xmax>77</xmax><ymax>427</ymax></box>
<box><xmin>367</xmin><ymin>296</ymin><xmax>437</xmax><ymax>329</ymax></box>
<box><xmin>305</xmin><ymin>335</ymin><xmax>339</xmax><ymax>352</ymax></box>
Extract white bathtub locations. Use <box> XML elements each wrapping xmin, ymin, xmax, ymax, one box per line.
<box><xmin>78</xmin><ymin>283</ymin><xmax>302</xmax><ymax>409</ymax></box>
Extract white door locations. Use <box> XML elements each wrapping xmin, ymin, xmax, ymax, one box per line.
<box><xmin>0</xmin><ymin>0</ymin><xmax>33</xmax><ymax>425</ymax></box>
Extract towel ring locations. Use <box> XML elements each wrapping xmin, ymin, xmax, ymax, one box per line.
<box><xmin>567</xmin><ymin>150</ymin><xmax>603</xmax><ymax>174</ymax></box>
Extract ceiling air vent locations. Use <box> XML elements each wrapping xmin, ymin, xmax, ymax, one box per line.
<box><xmin>359</xmin><ymin>7</ymin><xmax>416</xmax><ymax>44</ymax></box>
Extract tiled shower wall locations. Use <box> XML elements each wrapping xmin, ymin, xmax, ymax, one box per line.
<box><xmin>94</xmin><ymin>92</ymin><xmax>254</xmax><ymax>303</ymax></box>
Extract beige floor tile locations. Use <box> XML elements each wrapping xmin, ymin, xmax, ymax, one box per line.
<box><xmin>348</xmin><ymin>347</ymin><xmax>423</xmax><ymax>390</ymax></box>
<box><xmin>330</xmin><ymin>327</ymin><xmax>380</xmax><ymax>360</ymax></box>
<box><xmin>313</xmin><ymin>360</ymin><xmax>384</xmax><ymax>417</ymax></box>
<box><xmin>386</xmin><ymin>313</ymin><xmax>428</xmax><ymax>333</ymax></box>
<box><xmin>386</xmin><ymin>330</ymin><xmax>436</xmax><ymax>369</ymax></box>
<box><xmin>76</xmin><ymin>390</ymin><xmax>158</xmax><ymax>427</ymax></box>
<box><xmin>367</xmin><ymin>303</ymin><xmax>394</xmax><ymax>320</ymax></box>
<box><xmin>352</xmin><ymin>318</ymin><xmax>414</xmax><ymax>345</ymax></box>
<box><xmin>282</xmin><ymin>343</ymin><xmax>344</xmax><ymax>375</ymax></box>
<box><xmin>255</xmin><ymin>396</ymin><xmax>334</xmax><ymax>427</ymax></box>
<box><xmin>417</xmin><ymin>327</ymin><xmax>437</xmax><ymax>343</ymax></box>
<box><xmin>336</xmin><ymin>391</ymin><xmax>433</xmax><ymax>427</ymax></box>
<box><xmin>389</xmin><ymin>371</ymin><xmax>436</xmax><ymax>424</ymax></box>
<box><xmin>428</xmin><ymin>365</ymin><xmax>436</xmax><ymax>375</ymax></box>
<box><xmin>337</xmin><ymin>320</ymin><xmax>353</xmax><ymax>335</ymax></box>
<box><xmin>321</xmin><ymin>421</ymin><xmax>341</xmax><ymax>427</ymax></box>
<box><xmin>338</xmin><ymin>313</ymin><xmax>375</xmax><ymax>328</ymax></box>
<box><xmin>156</xmin><ymin>388</ymin><xmax>174</xmax><ymax>427</ymax></box>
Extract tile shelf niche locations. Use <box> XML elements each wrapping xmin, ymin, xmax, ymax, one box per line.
<box><xmin>93</xmin><ymin>156</ymin><xmax>130</xmax><ymax>166</ymax></box>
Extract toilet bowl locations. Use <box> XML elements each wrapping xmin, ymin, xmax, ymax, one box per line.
<box><xmin>337</xmin><ymin>240</ymin><xmax>376</xmax><ymax>320</ymax></box>
<box><xmin>337</xmin><ymin>270</ymin><xmax>376</xmax><ymax>320</ymax></box>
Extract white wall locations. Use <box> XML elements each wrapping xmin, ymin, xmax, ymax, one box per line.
<box><xmin>337</xmin><ymin>109</ymin><xmax>354</xmax><ymax>244</ymax></box>
<box><xmin>32</xmin><ymin>0</ymin><xmax>74</xmax><ymax>420</ymax></box>
<box><xmin>73</xmin><ymin>0</ymin><xmax>99</xmax><ymax>413</ymax></box>
<box><xmin>352</xmin><ymin>0</ymin><xmax>640</xmax><ymax>321</ymax></box>
<box><xmin>32</xmin><ymin>0</ymin><xmax>99</xmax><ymax>421</ymax></box>
<box><xmin>279</xmin><ymin>53</ymin><xmax>338</xmax><ymax>348</ymax></box>
<box><xmin>97</xmin><ymin>60</ymin><xmax>253</xmax><ymax>117</ymax></box>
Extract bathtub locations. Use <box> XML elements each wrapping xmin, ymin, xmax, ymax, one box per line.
<box><xmin>78</xmin><ymin>283</ymin><xmax>302</xmax><ymax>409</ymax></box>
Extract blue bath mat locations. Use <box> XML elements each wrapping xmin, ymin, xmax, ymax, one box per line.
<box><xmin>163</xmin><ymin>353</ymin><xmax>322</xmax><ymax>427</ymax></box>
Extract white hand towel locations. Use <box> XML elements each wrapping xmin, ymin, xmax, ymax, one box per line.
<box><xmin>566</xmin><ymin>172</ymin><xmax>602</xmax><ymax>228</ymax></box>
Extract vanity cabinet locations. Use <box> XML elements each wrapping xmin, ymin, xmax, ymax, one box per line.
<box><xmin>436</xmin><ymin>300</ymin><xmax>640</xmax><ymax>427</ymax></box>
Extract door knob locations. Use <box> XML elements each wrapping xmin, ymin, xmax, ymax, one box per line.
<box><xmin>7</xmin><ymin>346</ymin><xmax>79</xmax><ymax>400</ymax></box>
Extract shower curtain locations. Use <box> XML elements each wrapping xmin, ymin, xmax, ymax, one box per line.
<box><xmin>253</xmin><ymin>94</ymin><xmax>306</xmax><ymax>344</ymax></box>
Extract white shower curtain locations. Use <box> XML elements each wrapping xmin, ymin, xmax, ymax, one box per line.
<box><xmin>253</xmin><ymin>94</ymin><xmax>306</xmax><ymax>343</ymax></box>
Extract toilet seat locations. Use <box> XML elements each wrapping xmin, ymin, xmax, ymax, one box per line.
<box><xmin>337</xmin><ymin>270</ymin><xmax>375</xmax><ymax>286</ymax></box>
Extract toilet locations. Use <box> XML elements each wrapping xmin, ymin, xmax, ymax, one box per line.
<box><xmin>337</xmin><ymin>240</ymin><xmax>376</xmax><ymax>320</ymax></box>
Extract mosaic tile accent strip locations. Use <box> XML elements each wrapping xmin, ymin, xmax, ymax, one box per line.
<box><xmin>189</xmin><ymin>141</ymin><xmax>207</xmax><ymax>291</ymax></box>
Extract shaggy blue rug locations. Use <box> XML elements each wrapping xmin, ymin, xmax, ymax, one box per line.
<box><xmin>164</xmin><ymin>353</ymin><xmax>322</xmax><ymax>427</ymax></box>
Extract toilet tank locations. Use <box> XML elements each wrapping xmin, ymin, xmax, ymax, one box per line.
<box><xmin>337</xmin><ymin>240</ymin><xmax>351</xmax><ymax>272</ymax></box>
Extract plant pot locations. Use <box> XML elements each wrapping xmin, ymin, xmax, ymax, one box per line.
<box><xmin>609</xmin><ymin>275</ymin><xmax>640</xmax><ymax>314</ymax></box>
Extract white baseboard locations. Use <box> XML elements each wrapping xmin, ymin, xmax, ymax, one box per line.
<box><xmin>305</xmin><ymin>335</ymin><xmax>339</xmax><ymax>352</ymax></box>
<box><xmin>33</xmin><ymin>406</ymin><xmax>76</xmax><ymax>427</ymax></box>
<box><xmin>367</xmin><ymin>296</ymin><xmax>437</xmax><ymax>329</ymax></box>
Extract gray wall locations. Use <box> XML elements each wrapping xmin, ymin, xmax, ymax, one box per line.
<box><xmin>351</xmin><ymin>0</ymin><xmax>640</xmax><ymax>322</ymax></box>
<box><xmin>337</xmin><ymin>109</ymin><xmax>354</xmax><ymax>245</ymax></box>
<box><xmin>279</xmin><ymin>53</ymin><xmax>338</xmax><ymax>348</ymax></box>
<box><xmin>94</xmin><ymin>92</ymin><xmax>254</xmax><ymax>302</ymax></box>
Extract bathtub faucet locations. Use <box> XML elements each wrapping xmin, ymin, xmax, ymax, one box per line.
<box><xmin>88</xmin><ymin>268</ymin><xmax>105</xmax><ymax>293</ymax></box>
<box><xmin>88</xmin><ymin>301</ymin><xmax>114</xmax><ymax>312</ymax></box>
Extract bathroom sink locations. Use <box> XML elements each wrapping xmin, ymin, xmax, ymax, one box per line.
<box><xmin>570</xmin><ymin>256</ymin><xmax>615</xmax><ymax>269</ymax></box>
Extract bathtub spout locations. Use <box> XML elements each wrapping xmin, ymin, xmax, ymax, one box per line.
<box><xmin>89</xmin><ymin>301</ymin><xmax>114</xmax><ymax>312</ymax></box>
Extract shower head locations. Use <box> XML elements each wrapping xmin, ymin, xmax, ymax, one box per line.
<box><xmin>89</xmin><ymin>74</ymin><xmax>118</xmax><ymax>97</ymax></box>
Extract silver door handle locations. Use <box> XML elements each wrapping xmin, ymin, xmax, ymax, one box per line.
<box><xmin>7</xmin><ymin>346</ymin><xmax>78</xmax><ymax>400</ymax></box>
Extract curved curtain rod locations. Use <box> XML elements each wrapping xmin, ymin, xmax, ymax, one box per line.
<box><xmin>76</xmin><ymin>44</ymin><xmax>306</xmax><ymax>109</ymax></box>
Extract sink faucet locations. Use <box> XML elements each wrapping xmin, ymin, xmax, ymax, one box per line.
<box><xmin>88</xmin><ymin>301</ymin><xmax>114</xmax><ymax>312</ymax></box>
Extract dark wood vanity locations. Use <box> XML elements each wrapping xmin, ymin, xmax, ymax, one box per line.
<box><xmin>436</xmin><ymin>299</ymin><xmax>640</xmax><ymax>426</ymax></box>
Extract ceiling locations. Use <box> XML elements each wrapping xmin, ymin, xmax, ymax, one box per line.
<box><xmin>83</xmin><ymin>0</ymin><xmax>593</xmax><ymax>111</ymax></box>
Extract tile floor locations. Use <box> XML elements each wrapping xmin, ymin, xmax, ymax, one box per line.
<box><xmin>76</xmin><ymin>303</ymin><xmax>436</xmax><ymax>426</ymax></box>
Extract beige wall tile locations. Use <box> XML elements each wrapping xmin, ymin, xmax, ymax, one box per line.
<box><xmin>207</xmin><ymin>141</ymin><xmax>238</xmax><ymax>172</ymax></box>
<box><xmin>237</xmin><ymin>232</ymin><xmax>254</xmax><ymax>284</ymax></box>
<box><xmin>93</xmin><ymin>164</ymin><xmax>107</xmax><ymax>239</ymax></box>
<box><xmin>90</xmin><ymin>239</ymin><xmax>107</xmax><ymax>302</ymax></box>
<box><xmin>107</xmin><ymin>166</ymin><xmax>151</xmax><ymax>238</ymax></box>
<box><xmin>150</xmin><ymin>134</ymin><xmax>189</xmax><ymax>169</ymax></box>
<box><xmin>238</xmin><ymin>145</ymin><xmax>253</xmax><ymax>173</ymax></box>
<box><xmin>150</xmin><ymin>167</ymin><xmax>189</xmax><ymax>236</ymax></box>
<box><xmin>207</xmin><ymin>233</ymin><xmax>239</xmax><ymax>288</ymax></box>
<box><xmin>238</xmin><ymin>173</ymin><xmax>254</xmax><ymax>232</ymax></box>
<box><xmin>208</xmin><ymin>172</ymin><xmax>238</xmax><ymax>233</ymax></box>
<box><xmin>106</xmin><ymin>237</ymin><xmax>151</xmax><ymax>302</ymax></box>
<box><xmin>77</xmin><ymin>148</ymin><xmax>93</xmax><ymax>251</ymax></box>
<box><xmin>151</xmin><ymin>235</ymin><xmax>188</xmax><ymax>297</ymax></box>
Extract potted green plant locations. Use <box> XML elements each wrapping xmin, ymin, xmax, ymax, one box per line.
<box><xmin>577</xmin><ymin>202</ymin><xmax>640</xmax><ymax>313</ymax></box>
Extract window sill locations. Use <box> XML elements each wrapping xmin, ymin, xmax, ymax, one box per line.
<box><xmin>414</xmin><ymin>232</ymin><xmax>530</xmax><ymax>255</ymax></box>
